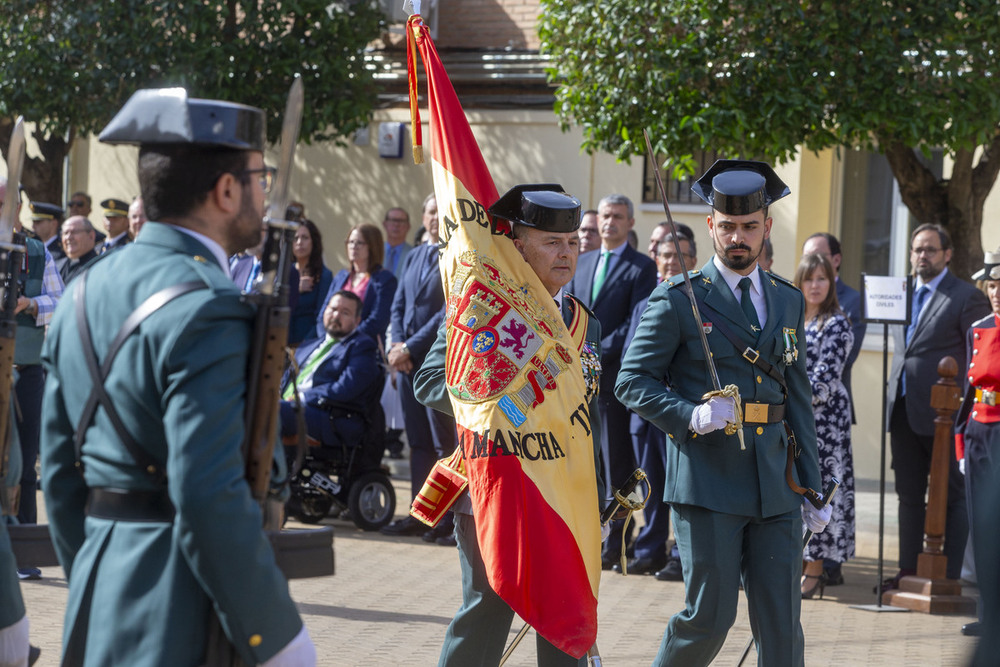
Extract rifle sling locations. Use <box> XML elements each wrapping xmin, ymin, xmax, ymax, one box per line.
<box><xmin>73</xmin><ymin>272</ymin><xmax>208</xmax><ymax>483</ymax></box>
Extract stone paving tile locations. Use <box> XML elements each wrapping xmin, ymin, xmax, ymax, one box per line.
<box><xmin>18</xmin><ymin>483</ymin><xmax>980</xmax><ymax>666</ymax></box>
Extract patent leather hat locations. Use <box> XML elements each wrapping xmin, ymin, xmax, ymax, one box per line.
<box><xmin>489</xmin><ymin>184</ymin><xmax>582</xmax><ymax>234</ymax></box>
<box><xmin>99</xmin><ymin>88</ymin><xmax>265</xmax><ymax>151</ymax></box>
<box><xmin>972</xmin><ymin>249</ymin><xmax>1000</xmax><ymax>281</ymax></box>
<box><xmin>692</xmin><ymin>159</ymin><xmax>790</xmax><ymax>216</ymax></box>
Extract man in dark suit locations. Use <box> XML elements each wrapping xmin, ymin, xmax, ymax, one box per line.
<box><xmin>279</xmin><ymin>290</ymin><xmax>381</xmax><ymax>445</ymax></box>
<box><xmin>380</xmin><ymin>194</ymin><xmax>458</xmax><ymax>542</ymax></box>
<box><xmin>565</xmin><ymin>193</ymin><xmax>656</xmax><ymax>567</ymax></box>
<box><xmin>886</xmin><ymin>223</ymin><xmax>991</xmax><ymax>585</ymax></box>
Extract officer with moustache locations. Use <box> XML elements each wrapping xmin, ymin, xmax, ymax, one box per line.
<box><xmin>41</xmin><ymin>89</ymin><xmax>314</xmax><ymax>666</ymax></box>
<box><xmin>617</xmin><ymin>160</ymin><xmax>827</xmax><ymax>666</ymax></box>
<box><xmin>414</xmin><ymin>184</ymin><xmax>603</xmax><ymax>667</ymax></box>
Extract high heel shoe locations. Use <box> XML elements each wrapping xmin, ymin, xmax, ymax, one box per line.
<box><xmin>801</xmin><ymin>573</ymin><xmax>827</xmax><ymax>600</ymax></box>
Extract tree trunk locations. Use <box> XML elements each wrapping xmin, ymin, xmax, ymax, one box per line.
<box><xmin>882</xmin><ymin>137</ymin><xmax>1000</xmax><ymax>282</ymax></box>
<box><xmin>0</xmin><ymin>118</ymin><xmax>69</xmax><ymax>217</ymax></box>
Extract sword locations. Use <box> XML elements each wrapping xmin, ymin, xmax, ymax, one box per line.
<box><xmin>0</xmin><ymin>118</ymin><xmax>26</xmax><ymax>515</ymax></box>
<box><xmin>642</xmin><ymin>129</ymin><xmax>744</xmax><ymax>450</ymax></box>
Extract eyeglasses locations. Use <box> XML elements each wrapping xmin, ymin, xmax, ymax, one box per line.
<box><xmin>67</xmin><ymin>200</ymin><xmax>87</xmax><ymax>208</ymax></box>
<box><xmin>347</xmin><ymin>239</ymin><xmax>368</xmax><ymax>247</ymax></box>
<box><xmin>911</xmin><ymin>246</ymin><xmax>943</xmax><ymax>256</ymax></box>
<box><xmin>235</xmin><ymin>167</ymin><xmax>277</xmax><ymax>194</ymax></box>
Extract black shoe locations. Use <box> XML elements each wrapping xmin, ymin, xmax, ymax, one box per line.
<box><xmin>422</xmin><ymin>522</ymin><xmax>452</xmax><ymax>543</ymax></box>
<box><xmin>614</xmin><ymin>555</ymin><xmax>666</xmax><ymax>575</ymax></box>
<box><xmin>655</xmin><ymin>557</ymin><xmax>684</xmax><ymax>581</ymax></box>
<box><xmin>962</xmin><ymin>622</ymin><xmax>983</xmax><ymax>636</ymax></box>
<box><xmin>28</xmin><ymin>645</ymin><xmax>41</xmax><ymax>666</ymax></box>
<box><xmin>875</xmin><ymin>569</ymin><xmax>914</xmax><ymax>595</ymax></box>
<box><xmin>436</xmin><ymin>534</ymin><xmax>457</xmax><ymax>547</ymax></box>
<box><xmin>380</xmin><ymin>516</ymin><xmax>426</xmax><ymax>537</ymax></box>
<box><xmin>823</xmin><ymin>562</ymin><xmax>845</xmax><ymax>586</ymax></box>
<box><xmin>801</xmin><ymin>573</ymin><xmax>827</xmax><ymax>600</ymax></box>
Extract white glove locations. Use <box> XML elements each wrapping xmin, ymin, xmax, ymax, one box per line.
<box><xmin>801</xmin><ymin>499</ymin><xmax>832</xmax><ymax>534</ymax></box>
<box><xmin>261</xmin><ymin>625</ymin><xmax>316</xmax><ymax>667</ymax></box>
<box><xmin>959</xmin><ymin>458</ymin><xmax>966</xmax><ymax>475</ymax></box>
<box><xmin>689</xmin><ymin>396</ymin><xmax>737</xmax><ymax>434</ymax></box>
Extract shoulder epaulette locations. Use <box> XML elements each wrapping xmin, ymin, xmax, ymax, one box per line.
<box><xmin>766</xmin><ymin>270</ymin><xmax>796</xmax><ymax>289</ymax></box>
<box><xmin>565</xmin><ymin>292</ymin><xmax>597</xmax><ymax>320</ymax></box>
<box><xmin>665</xmin><ymin>269</ymin><xmax>701</xmax><ymax>288</ymax></box>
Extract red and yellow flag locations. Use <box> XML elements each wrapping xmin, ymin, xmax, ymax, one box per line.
<box><xmin>406</xmin><ymin>15</ymin><xmax>600</xmax><ymax>658</ymax></box>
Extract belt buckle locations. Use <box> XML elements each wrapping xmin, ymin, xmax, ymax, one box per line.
<box><xmin>744</xmin><ymin>402</ymin><xmax>768</xmax><ymax>423</ymax></box>
<box><xmin>980</xmin><ymin>389</ymin><xmax>997</xmax><ymax>406</ymax></box>
<box><xmin>742</xmin><ymin>348</ymin><xmax>760</xmax><ymax>364</ymax></box>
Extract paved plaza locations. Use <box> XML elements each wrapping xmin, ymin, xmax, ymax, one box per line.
<box><xmin>18</xmin><ymin>476</ymin><xmax>980</xmax><ymax>666</ymax></box>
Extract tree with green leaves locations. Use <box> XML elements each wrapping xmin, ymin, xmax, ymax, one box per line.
<box><xmin>539</xmin><ymin>0</ymin><xmax>1000</xmax><ymax>279</ymax></box>
<box><xmin>0</xmin><ymin>0</ymin><xmax>384</xmax><ymax>207</ymax></box>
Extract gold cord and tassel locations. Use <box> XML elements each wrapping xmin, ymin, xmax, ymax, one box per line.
<box><xmin>702</xmin><ymin>384</ymin><xmax>745</xmax><ymax>450</ymax></box>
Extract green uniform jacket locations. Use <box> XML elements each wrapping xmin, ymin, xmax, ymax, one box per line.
<box><xmin>40</xmin><ymin>223</ymin><xmax>302</xmax><ymax>666</ymax></box>
<box><xmin>615</xmin><ymin>261</ymin><xmax>820</xmax><ymax>518</ymax></box>
<box><xmin>414</xmin><ymin>294</ymin><xmax>606</xmax><ymax>499</ymax></box>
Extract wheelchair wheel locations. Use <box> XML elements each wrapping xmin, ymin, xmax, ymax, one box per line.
<box><xmin>289</xmin><ymin>491</ymin><xmax>334</xmax><ymax>525</ymax></box>
<box><xmin>348</xmin><ymin>471</ymin><xmax>396</xmax><ymax>531</ymax></box>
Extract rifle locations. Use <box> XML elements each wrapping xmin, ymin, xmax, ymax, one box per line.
<box><xmin>0</xmin><ymin>118</ymin><xmax>26</xmax><ymax>517</ymax></box>
<box><xmin>241</xmin><ymin>78</ymin><xmax>304</xmax><ymax>530</ymax></box>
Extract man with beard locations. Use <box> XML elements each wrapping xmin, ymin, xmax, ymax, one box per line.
<box><xmin>616</xmin><ymin>160</ymin><xmax>827</xmax><ymax>666</ymax></box>
<box><xmin>883</xmin><ymin>223</ymin><xmax>990</xmax><ymax>591</ymax></box>
<box><xmin>40</xmin><ymin>88</ymin><xmax>315</xmax><ymax>666</ymax></box>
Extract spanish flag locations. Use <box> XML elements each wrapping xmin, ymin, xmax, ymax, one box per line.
<box><xmin>406</xmin><ymin>14</ymin><xmax>600</xmax><ymax>658</ymax></box>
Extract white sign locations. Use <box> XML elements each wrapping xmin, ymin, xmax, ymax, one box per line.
<box><xmin>863</xmin><ymin>275</ymin><xmax>910</xmax><ymax>324</ymax></box>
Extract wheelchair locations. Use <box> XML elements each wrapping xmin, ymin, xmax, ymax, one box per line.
<box><xmin>284</xmin><ymin>393</ymin><xmax>396</xmax><ymax>531</ymax></box>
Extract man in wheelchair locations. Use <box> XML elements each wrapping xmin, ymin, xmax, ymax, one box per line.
<box><xmin>279</xmin><ymin>289</ymin><xmax>382</xmax><ymax>449</ymax></box>
<box><xmin>281</xmin><ymin>290</ymin><xmax>396</xmax><ymax>529</ymax></box>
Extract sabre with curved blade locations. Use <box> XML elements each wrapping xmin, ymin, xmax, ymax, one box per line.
<box><xmin>641</xmin><ymin>129</ymin><xmax>745</xmax><ymax>449</ymax></box>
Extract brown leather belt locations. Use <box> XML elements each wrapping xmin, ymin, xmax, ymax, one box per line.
<box><xmin>976</xmin><ymin>388</ymin><xmax>997</xmax><ymax>406</ymax></box>
<box><xmin>86</xmin><ymin>488</ymin><xmax>175</xmax><ymax>523</ymax></box>
<box><xmin>743</xmin><ymin>402</ymin><xmax>785</xmax><ymax>424</ymax></box>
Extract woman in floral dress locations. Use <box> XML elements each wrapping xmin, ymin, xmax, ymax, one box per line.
<box><xmin>795</xmin><ymin>252</ymin><xmax>856</xmax><ymax>598</ymax></box>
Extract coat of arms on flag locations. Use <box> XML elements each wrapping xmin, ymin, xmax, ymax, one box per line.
<box><xmin>404</xmin><ymin>10</ymin><xmax>602</xmax><ymax>659</ymax></box>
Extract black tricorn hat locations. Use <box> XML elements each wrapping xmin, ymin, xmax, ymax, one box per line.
<box><xmin>691</xmin><ymin>159</ymin><xmax>790</xmax><ymax>215</ymax></box>
<box><xmin>29</xmin><ymin>201</ymin><xmax>64</xmax><ymax>222</ymax></box>
<box><xmin>972</xmin><ymin>249</ymin><xmax>1000</xmax><ymax>281</ymax></box>
<box><xmin>488</xmin><ymin>184</ymin><xmax>582</xmax><ymax>234</ymax></box>
<box><xmin>98</xmin><ymin>88</ymin><xmax>265</xmax><ymax>151</ymax></box>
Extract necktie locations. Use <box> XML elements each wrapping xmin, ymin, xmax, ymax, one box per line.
<box><xmin>738</xmin><ymin>277</ymin><xmax>761</xmax><ymax>332</ymax></box>
<box><xmin>389</xmin><ymin>245</ymin><xmax>399</xmax><ymax>273</ymax></box>
<box><xmin>906</xmin><ymin>285</ymin><xmax>929</xmax><ymax>345</ymax></box>
<box><xmin>283</xmin><ymin>338</ymin><xmax>337</xmax><ymax>400</ymax></box>
<box><xmin>244</xmin><ymin>260</ymin><xmax>261</xmax><ymax>292</ymax></box>
<box><xmin>592</xmin><ymin>251</ymin><xmax>612</xmax><ymax>302</ymax></box>
<box><xmin>101</xmin><ymin>241</ymin><xmax>111</xmax><ymax>254</ymax></box>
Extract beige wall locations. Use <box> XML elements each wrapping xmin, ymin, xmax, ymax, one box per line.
<box><xmin>68</xmin><ymin>107</ymin><xmax>999</xmax><ymax>484</ymax></box>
